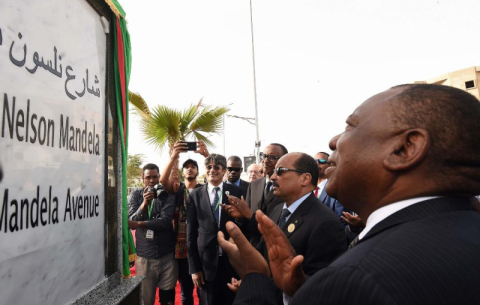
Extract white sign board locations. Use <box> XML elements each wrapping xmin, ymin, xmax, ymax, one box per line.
<box><xmin>0</xmin><ymin>0</ymin><xmax>106</xmax><ymax>304</ymax></box>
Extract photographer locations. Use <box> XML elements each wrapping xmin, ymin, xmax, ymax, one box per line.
<box><xmin>128</xmin><ymin>163</ymin><xmax>177</xmax><ymax>305</ymax></box>
<box><xmin>160</xmin><ymin>140</ymin><xmax>209</xmax><ymax>305</ymax></box>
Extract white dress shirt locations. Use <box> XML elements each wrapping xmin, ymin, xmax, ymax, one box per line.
<box><xmin>281</xmin><ymin>192</ymin><xmax>310</xmax><ymax>223</ymax></box>
<box><xmin>359</xmin><ymin>196</ymin><xmax>441</xmax><ymax>240</ymax></box>
<box><xmin>207</xmin><ymin>182</ymin><xmax>224</xmax><ymax>255</ymax></box>
<box><xmin>207</xmin><ymin>182</ymin><xmax>224</xmax><ymax>225</ymax></box>
<box><xmin>316</xmin><ymin>179</ymin><xmax>328</xmax><ymax>198</ymax></box>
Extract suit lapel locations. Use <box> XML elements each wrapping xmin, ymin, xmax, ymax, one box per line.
<box><xmin>281</xmin><ymin>194</ymin><xmax>314</xmax><ymax>238</ymax></box>
<box><xmin>319</xmin><ymin>186</ymin><xmax>328</xmax><ymax>203</ymax></box>
<box><xmin>264</xmin><ymin>189</ymin><xmax>275</xmax><ymax>206</ymax></box>
<box><xmin>201</xmin><ymin>184</ymin><xmax>217</xmax><ymax>227</ymax></box>
<box><xmin>220</xmin><ymin>183</ymin><xmax>231</xmax><ymax>228</ymax></box>
<box><xmin>362</xmin><ymin>196</ymin><xmax>473</xmax><ymax>243</ymax></box>
<box><xmin>254</xmin><ymin>178</ymin><xmax>266</xmax><ymax>211</ymax></box>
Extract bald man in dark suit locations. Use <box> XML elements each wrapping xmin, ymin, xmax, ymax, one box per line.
<box><xmin>219</xmin><ymin>84</ymin><xmax>480</xmax><ymax>305</ymax></box>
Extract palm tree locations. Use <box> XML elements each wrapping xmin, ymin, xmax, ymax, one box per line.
<box><xmin>129</xmin><ymin>92</ymin><xmax>229</xmax><ymax>188</ymax></box>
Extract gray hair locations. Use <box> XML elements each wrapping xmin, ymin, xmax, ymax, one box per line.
<box><xmin>204</xmin><ymin>154</ymin><xmax>227</xmax><ymax>169</ymax></box>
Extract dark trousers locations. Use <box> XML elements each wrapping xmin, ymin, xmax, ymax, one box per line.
<box><xmin>198</xmin><ymin>255</ymin><xmax>236</xmax><ymax>305</ymax></box>
<box><xmin>177</xmin><ymin>258</ymin><xmax>195</xmax><ymax>305</ymax></box>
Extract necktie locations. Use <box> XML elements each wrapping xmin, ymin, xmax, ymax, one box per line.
<box><xmin>314</xmin><ymin>186</ymin><xmax>319</xmax><ymax>198</ymax></box>
<box><xmin>278</xmin><ymin>208</ymin><xmax>291</xmax><ymax>229</ymax></box>
<box><xmin>349</xmin><ymin>235</ymin><xmax>360</xmax><ymax>249</ymax></box>
<box><xmin>264</xmin><ymin>181</ymin><xmax>273</xmax><ymax>199</ymax></box>
<box><xmin>212</xmin><ymin>187</ymin><xmax>220</xmax><ymax>223</ymax></box>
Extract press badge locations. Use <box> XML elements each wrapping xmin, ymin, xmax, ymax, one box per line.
<box><xmin>146</xmin><ymin>229</ymin><xmax>154</xmax><ymax>239</ymax></box>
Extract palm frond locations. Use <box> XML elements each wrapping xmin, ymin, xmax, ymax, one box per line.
<box><xmin>193</xmin><ymin>131</ymin><xmax>215</xmax><ymax>148</ymax></box>
<box><xmin>179</xmin><ymin>104</ymin><xmax>200</xmax><ymax>136</ymax></box>
<box><xmin>196</xmin><ymin>97</ymin><xmax>204</xmax><ymax>109</ymax></box>
<box><xmin>141</xmin><ymin>105</ymin><xmax>182</xmax><ymax>152</ymax></box>
<box><xmin>128</xmin><ymin>91</ymin><xmax>150</xmax><ymax>119</ymax></box>
<box><xmin>189</xmin><ymin>105</ymin><xmax>230</xmax><ymax>136</ymax></box>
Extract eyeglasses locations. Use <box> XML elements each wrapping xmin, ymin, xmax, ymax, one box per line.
<box><xmin>315</xmin><ymin>159</ymin><xmax>330</xmax><ymax>165</ymax></box>
<box><xmin>206</xmin><ymin>165</ymin><xmax>222</xmax><ymax>171</ymax></box>
<box><xmin>274</xmin><ymin>167</ymin><xmax>308</xmax><ymax>176</ymax></box>
<box><xmin>262</xmin><ymin>154</ymin><xmax>282</xmax><ymax>162</ymax></box>
<box><xmin>227</xmin><ymin>167</ymin><xmax>242</xmax><ymax>172</ymax></box>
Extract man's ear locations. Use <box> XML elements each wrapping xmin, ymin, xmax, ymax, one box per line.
<box><xmin>383</xmin><ymin>129</ymin><xmax>430</xmax><ymax>171</ymax></box>
<box><xmin>301</xmin><ymin>173</ymin><xmax>313</xmax><ymax>187</ymax></box>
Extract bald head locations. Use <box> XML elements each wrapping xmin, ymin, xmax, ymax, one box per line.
<box><xmin>247</xmin><ymin>164</ymin><xmax>262</xmax><ymax>182</ymax></box>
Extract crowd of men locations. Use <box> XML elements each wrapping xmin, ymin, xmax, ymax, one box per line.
<box><xmin>128</xmin><ymin>83</ymin><xmax>480</xmax><ymax>305</ymax></box>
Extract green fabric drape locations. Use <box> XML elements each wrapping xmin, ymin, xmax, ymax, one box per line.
<box><xmin>110</xmin><ymin>0</ymin><xmax>136</xmax><ymax>277</ymax></box>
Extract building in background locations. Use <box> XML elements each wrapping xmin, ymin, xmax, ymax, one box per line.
<box><xmin>415</xmin><ymin>66</ymin><xmax>480</xmax><ymax>100</ymax></box>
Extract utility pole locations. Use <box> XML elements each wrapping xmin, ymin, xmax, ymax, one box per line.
<box><xmin>249</xmin><ymin>0</ymin><xmax>261</xmax><ymax>163</ymax></box>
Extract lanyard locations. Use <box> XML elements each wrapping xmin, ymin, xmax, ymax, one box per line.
<box><xmin>147</xmin><ymin>199</ymin><xmax>155</xmax><ymax>219</ymax></box>
<box><xmin>213</xmin><ymin>193</ymin><xmax>222</xmax><ymax>213</ymax></box>
<box><xmin>184</xmin><ymin>188</ymin><xmax>190</xmax><ymax>208</ymax></box>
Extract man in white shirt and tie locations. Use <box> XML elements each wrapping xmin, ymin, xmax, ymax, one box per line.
<box><xmin>186</xmin><ymin>154</ymin><xmax>244</xmax><ymax>305</ymax></box>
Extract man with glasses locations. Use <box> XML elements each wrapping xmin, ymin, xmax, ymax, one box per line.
<box><xmin>314</xmin><ymin>152</ymin><xmax>357</xmax><ymax>228</ymax></box>
<box><xmin>246</xmin><ymin>163</ymin><xmax>263</xmax><ymax>182</ymax></box>
<box><xmin>187</xmin><ymin>154</ymin><xmax>244</xmax><ymax>305</ymax></box>
<box><xmin>221</xmin><ymin>84</ymin><xmax>480</xmax><ymax>305</ymax></box>
<box><xmin>225</xmin><ymin>144</ymin><xmax>288</xmax><ymax>247</ymax></box>
<box><xmin>227</xmin><ymin>153</ymin><xmax>347</xmax><ymax>304</ymax></box>
<box><xmin>313</xmin><ymin>152</ymin><xmax>330</xmax><ymax>198</ymax></box>
<box><xmin>128</xmin><ymin>163</ymin><xmax>177</xmax><ymax>305</ymax></box>
<box><xmin>225</xmin><ymin>156</ymin><xmax>249</xmax><ymax>198</ymax></box>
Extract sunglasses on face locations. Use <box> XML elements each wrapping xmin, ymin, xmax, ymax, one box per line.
<box><xmin>206</xmin><ymin>165</ymin><xmax>222</xmax><ymax>171</ymax></box>
<box><xmin>227</xmin><ymin>167</ymin><xmax>242</xmax><ymax>172</ymax></box>
<box><xmin>274</xmin><ymin>167</ymin><xmax>308</xmax><ymax>176</ymax></box>
<box><xmin>315</xmin><ymin>159</ymin><xmax>329</xmax><ymax>165</ymax></box>
<box><xmin>262</xmin><ymin>154</ymin><xmax>282</xmax><ymax>162</ymax></box>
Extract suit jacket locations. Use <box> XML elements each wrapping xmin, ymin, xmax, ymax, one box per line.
<box><xmin>258</xmin><ymin>193</ymin><xmax>347</xmax><ymax>276</ymax></box>
<box><xmin>245</xmin><ymin>177</ymin><xmax>284</xmax><ymax>246</ymax></box>
<box><xmin>227</xmin><ymin>179</ymin><xmax>250</xmax><ymax>198</ymax></box>
<box><xmin>187</xmin><ymin>182</ymin><xmax>243</xmax><ymax>281</ymax></box>
<box><xmin>319</xmin><ymin>185</ymin><xmax>352</xmax><ymax>227</ymax></box>
<box><xmin>239</xmin><ymin>179</ymin><xmax>250</xmax><ymax>198</ymax></box>
<box><xmin>234</xmin><ymin>196</ymin><xmax>480</xmax><ymax>305</ymax></box>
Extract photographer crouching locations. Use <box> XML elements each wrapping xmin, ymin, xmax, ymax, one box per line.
<box><xmin>128</xmin><ymin>163</ymin><xmax>177</xmax><ymax>305</ymax></box>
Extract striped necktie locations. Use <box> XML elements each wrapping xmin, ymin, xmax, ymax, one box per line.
<box><xmin>349</xmin><ymin>235</ymin><xmax>360</xmax><ymax>249</ymax></box>
<box><xmin>211</xmin><ymin>187</ymin><xmax>220</xmax><ymax>223</ymax></box>
<box><xmin>278</xmin><ymin>208</ymin><xmax>291</xmax><ymax>229</ymax></box>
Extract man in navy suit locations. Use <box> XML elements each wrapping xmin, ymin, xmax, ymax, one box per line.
<box><xmin>219</xmin><ymin>84</ymin><xmax>480</xmax><ymax>305</ymax></box>
<box><xmin>314</xmin><ymin>151</ymin><xmax>355</xmax><ymax>228</ymax></box>
<box><xmin>187</xmin><ymin>154</ymin><xmax>244</xmax><ymax>305</ymax></box>
<box><xmin>226</xmin><ymin>156</ymin><xmax>250</xmax><ymax>198</ymax></box>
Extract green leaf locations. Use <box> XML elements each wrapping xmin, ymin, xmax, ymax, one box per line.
<box><xmin>132</xmin><ymin>94</ymin><xmax>230</xmax><ymax>153</ymax></box>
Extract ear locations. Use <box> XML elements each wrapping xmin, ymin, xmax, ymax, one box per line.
<box><xmin>383</xmin><ymin>129</ymin><xmax>431</xmax><ymax>171</ymax></box>
<box><xmin>300</xmin><ymin>172</ymin><xmax>313</xmax><ymax>187</ymax></box>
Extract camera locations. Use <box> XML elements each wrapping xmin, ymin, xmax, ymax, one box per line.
<box><xmin>148</xmin><ymin>183</ymin><xmax>167</xmax><ymax>200</ymax></box>
<box><xmin>182</xmin><ymin>141</ymin><xmax>197</xmax><ymax>151</ymax></box>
